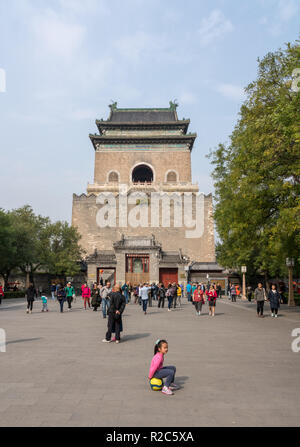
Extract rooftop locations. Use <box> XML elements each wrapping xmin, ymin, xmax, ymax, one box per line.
<box><xmin>105</xmin><ymin>101</ymin><xmax>179</xmax><ymax>123</ymax></box>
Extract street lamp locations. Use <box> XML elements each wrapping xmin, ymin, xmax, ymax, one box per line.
<box><xmin>286</xmin><ymin>258</ymin><xmax>295</xmax><ymax>307</ymax></box>
<box><xmin>241</xmin><ymin>265</ymin><xmax>247</xmax><ymax>300</ymax></box>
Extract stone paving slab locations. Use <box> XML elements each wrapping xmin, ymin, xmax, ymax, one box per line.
<box><xmin>0</xmin><ymin>297</ymin><xmax>300</xmax><ymax>426</ymax></box>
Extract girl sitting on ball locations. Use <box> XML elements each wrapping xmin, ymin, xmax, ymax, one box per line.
<box><xmin>148</xmin><ymin>339</ymin><xmax>179</xmax><ymax>395</ymax></box>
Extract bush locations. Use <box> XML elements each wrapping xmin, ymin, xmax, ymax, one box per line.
<box><xmin>4</xmin><ymin>291</ymin><xmax>26</xmax><ymax>299</ymax></box>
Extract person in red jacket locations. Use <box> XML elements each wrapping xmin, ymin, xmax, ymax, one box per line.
<box><xmin>192</xmin><ymin>285</ymin><xmax>205</xmax><ymax>316</ymax></box>
<box><xmin>206</xmin><ymin>285</ymin><xmax>218</xmax><ymax>317</ymax></box>
<box><xmin>81</xmin><ymin>283</ymin><xmax>91</xmax><ymax>309</ymax></box>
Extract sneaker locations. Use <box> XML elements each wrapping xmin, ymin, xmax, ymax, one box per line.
<box><xmin>271</xmin><ymin>313</ymin><xmax>274</xmax><ymax>317</ymax></box>
<box><xmin>168</xmin><ymin>309</ymin><xmax>171</xmax><ymax>311</ymax></box>
<box><xmin>115</xmin><ymin>340</ymin><xmax>120</xmax><ymax>344</ymax></box>
<box><xmin>275</xmin><ymin>314</ymin><xmax>278</xmax><ymax>318</ymax></box>
<box><xmin>29</xmin><ymin>310</ymin><xmax>32</xmax><ymax>314</ymax></box>
<box><xmin>102</xmin><ymin>339</ymin><xmax>111</xmax><ymax>343</ymax></box>
<box><xmin>161</xmin><ymin>386</ymin><xmax>173</xmax><ymax>395</ymax></box>
<box><xmin>26</xmin><ymin>309</ymin><xmax>29</xmax><ymax>313</ymax></box>
<box><xmin>169</xmin><ymin>383</ymin><xmax>180</xmax><ymax>390</ymax></box>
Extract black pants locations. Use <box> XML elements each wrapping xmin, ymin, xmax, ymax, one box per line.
<box><xmin>231</xmin><ymin>295</ymin><xmax>236</xmax><ymax>302</ymax></box>
<box><xmin>106</xmin><ymin>314</ymin><xmax>121</xmax><ymax>341</ymax></box>
<box><xmin>173</xmin><ymin>296</ymin><xmax>177</xmax><ymax>308</ymax></box>
<box><xmin>58</xmin><ymin>299</ymin><xmax>64</xmax><ymax>312</ymax></box>
<box><xmin>158</xmin><ymin>297</ymin><xmax>165</xmax><ymax>308</ymax></box>
<box><xmin>195</xmin><ymin>301</ymin><xmax>203</xmax><ymax>312</ymax></box>
<box><xmin>67</xmin><ymin>297</ymin><xmax>73</xmax><ymax>309</ymax></box>
<box><xmin>257</xmin><ymin>301</ymin><xmax>264</xmax><ymax>315</ymax></box>
<box><xmin>27</xmin><ymin>299</ymin><xmax>33</xmax><ymax>311</ymax></box>
<box><xmin>271</xmin><ymin>307</ymin><xmax>278</xmax><ymax>315</ymax></box>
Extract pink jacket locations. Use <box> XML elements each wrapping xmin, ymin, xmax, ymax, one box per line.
<box><xmin>148</xmin><ymin>352</ymin><xmax>164</xmax><ymax>379</ymax></box>
<box><xmin>82</xmin><ymin>286</ymin><xmax>91</xmax><ymax>298</ymax></box>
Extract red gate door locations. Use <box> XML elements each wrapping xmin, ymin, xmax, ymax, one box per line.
<box><xmin>159</xmin><ymin>268</ymin><xmax>178</xmax><ymax>287</ymax></box>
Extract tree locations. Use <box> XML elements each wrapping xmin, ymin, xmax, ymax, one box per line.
<box><xmin>209</xmin><ymin>38</ymin><xmax>300</xmax><ymax>281</ymax></box>
<box><xmin>0</xmin><ymin>210</ymin><xmax>18</xmax><ymax>288</ymax></box>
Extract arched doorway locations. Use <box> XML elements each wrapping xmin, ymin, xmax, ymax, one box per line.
<box><xmin>132</xmin><ymin>164</ymin><xmax>153</xmax><ymax>183</ymax></box>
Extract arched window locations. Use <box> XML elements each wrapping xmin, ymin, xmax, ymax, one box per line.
<box><xmin>166</xmin><ymin>171</ymin><xmax>177</xmax><ymax>182</ymax></box>
<box><xmin>108</xmin><ymin>171</ymin><xmax>119</xmax><ymax>183</ymax></box>
<box><xmin>132</xmin><ymin>164</ymin><xmax>153</xmax><ymax>183</ymax></box>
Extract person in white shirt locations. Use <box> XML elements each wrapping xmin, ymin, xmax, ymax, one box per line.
<box><xmin>140</xmin><ymin>283</ymin><xmax>150</xmax><ymax>315</ymax></box>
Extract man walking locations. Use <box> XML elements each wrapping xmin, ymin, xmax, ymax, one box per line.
<box><xmin>102</xmin><ymin>285</ymin><xmax>126</xmax><ymax>343</ymax></box>
<box><xmin>101</xmin><ymin>281</ymin><xmax>112</xmax><ymax>318</ymax></box>
<box><xmin>65</xmin><ymin>281</ymin><xmax>75</xmax><ymax>311</ymax></box>
<box><xmin>140</xmin><ymin>283</ymin><xmax>150</xmax><ymax>314</ymax></box>
<box><xmin>254</xmin><ymin>282</ymin><xmax>266</xmax><ymax>318</ymax></box>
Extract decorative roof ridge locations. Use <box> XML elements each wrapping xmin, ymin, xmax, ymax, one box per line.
<box><xmin>108</xmin><ymin>100</ymin><xmax>178</xmax><ymax>112</ymax></box>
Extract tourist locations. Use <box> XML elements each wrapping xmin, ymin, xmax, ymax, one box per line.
<box><xmin>50</xmin><ymin>282</ymin><xmax>56</xmax><ymax>301</ymax></box>
<box><xmin>140</xmin><ymin>283</ymin><xmax>150</xmax><ymax>314</ymax></box>
<box><xmin>247</xmin><ymin>285</ymin><xmax>253</xmax><ymax>302</ymax></box>
<box><xmin>186</xmin><ymin>282</ymin><xmax>192</xmax><ymax>302</ymax></box>
<box><xmin>268</xmin><ymin>284</ymin><xmax>281</xmax><ymax>318</ymax></box>
<box><xmin>121</xmin><ymin>281</ymin><xmax>130</xmax><ymax>304</ymax></box>
<box><xmin>41</xmin><ymin>294</ymin><xmax>48</xmax><ymax>312</ymax></box>
<box><xmin>176</xmin><ymin>284</ymin><xmax>182</xmax><ymax>307</ymax></box>
<box><xmin>65</xmin><ymin>281</ymin><xmax>75</xmax><ymax>311</ymax></box>
<box><xmin>193</xmin><ymin>284</ymin><xmax>205</xmax><ymax>316</ymax></box>
<box><xmin>91</xmin><ymin>282</ymin><xmax>101</xmax><ymax>311</ymax></box>
<box><xmin>0</xmin><ymin>283</ymin><xmax>4</xmax><ymax>305</ymax></box>
<box><xmin>166</xmin><ymin>284</ymin><xmax>173</xmax><ymax>311</ymax></box>
<box><xmin>235</xmin><ymin>284</ymin><xmax>241</xmax><ymax>299</ymax></box>
<box><xmin>26</xmin><ymin>283</ymin><xmax>35</xmax><ymax>314</ymax></box>
<box><xmin>230</xmin><ymin>284</ymin><xmax>237</xmax><ymax>302</ymax></box>
<box><xmin>192</xmin><ymin>283</ymin><xmax>197</xmax><ymax>297</ymax></box>
<box><xmin>171</xmin><ymin>283</ymin><xmax>177</xmax><ymax>308</ymax></box>
<box><xmin>157</xmin><ymin>283</ymin><xmax>166</xmax><ymax>308</ymax></box>
<box><xmin>101</xmin><ymin>281</ymin><xmax>112</xmax><ymax>318</ymax></box>
<box><xmin>133</xmin><ymin>284</ymin><xmax>139</xmax><ymax>304</ymax></box>
<box><xmin>148</xmin><ymin>339</ymin><xmax>179</xmax><ymax>396</ymax></box>
<box><xmin>254</xmin><ymin>282</ymin><xmax>267</xmax><ymax>318</ymax></box>
<box><xmin>216</xmin><ymin>283</ymin><xmax>222</xmax><ymax>298</ymax></box>
<box><xmin>81</xmin><ymin>282</ymin><xmax>91</xmax><ymax>310</ymax></box>
<box><xmin>102</xmin><ymin>285</ymin><xmax>126</xmax><ymax>343</ymax></box>
<box><xmin>206</xmin><ymin>285</ymin><xmax>218</xmax><ymax>316</ymax></box>
<box><xmin>57</xmin><ymin>285</ymin><xmax>66</xmax><ymax>313</ymax></box>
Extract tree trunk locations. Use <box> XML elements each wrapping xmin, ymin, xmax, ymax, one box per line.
<box><xmin>264</xmin><ymin>271</ymin><xmax>270</xmax><ymax>292</ymax></box>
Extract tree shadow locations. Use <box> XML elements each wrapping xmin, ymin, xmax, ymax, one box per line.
<box><xmin>121</xmin><ymin>333</ymin><xmax>151</xmax><ymax>342</ymax></box>
<box><xmin>6</xmin><ymin>338</ymin><xmax>42</xmax><ymax>345</ymax></box>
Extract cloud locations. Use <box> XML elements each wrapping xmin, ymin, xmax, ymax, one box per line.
<box><xmin>197</xmin><ymin>9</ymin><xmax>233</xmax><ymax>47</ymax></box>
<box><xmin>31</xmin><ymin>9</ymin><xmax>85</xmax><ymax>60</ymax></box>
<box><xmin>215</xmin><ymin>83</ymin><xmax>245</xmax><ymax>102</ymax></box>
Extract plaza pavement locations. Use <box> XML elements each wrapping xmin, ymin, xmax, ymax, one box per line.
<box><xmin>0</xmin><ymin>296</ymin><xmax>300</xmax><ymax>427</ymax></box>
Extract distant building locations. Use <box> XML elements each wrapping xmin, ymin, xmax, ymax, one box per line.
<box><xmin>72</xmin><ymin>102</ymin><xmax>225</xmax><ymax>287</ymax></box>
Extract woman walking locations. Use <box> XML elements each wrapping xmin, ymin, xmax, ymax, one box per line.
<box><xmin>91</xmin><ymin>282</ymin><xmax>101</xmax><ymax>311</ymax></box>
<box><xmin>206</xmin><ymin>285</ymin><xmax>218</xmax><ymax>316</ymax></box>
<box><xmin>65</xmin><ymin>281</ymin><xmax>75</xmax><ymax>311</ymax></box>
<box><xmin>166</xmin><ymin>284</ymin><xmax>173</xmax><ymax>312</ymax></box>
<box><xmin>26</xmin><ymin>283</ymin><xmax>36</xmax><ymax>314</ymax></box>
<box><xmin>193</xmin><ymin>285</ymin><xmax>205</xmax><ymax>316</ymax></box>
<box><xmin>268</xmin><ymin>284</ymin><xmax>280</xmax><ymax>318</ymax></box>
<box><xmin>82</xmin><ymin>283</ymin><xmax>91</xmax><ymax>309</ymax></box>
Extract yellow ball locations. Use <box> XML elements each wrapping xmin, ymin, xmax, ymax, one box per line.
<box><xmin>150</xmin><ymin>377</ymin><xmax>163</xmax><ymax>391</ymax></box>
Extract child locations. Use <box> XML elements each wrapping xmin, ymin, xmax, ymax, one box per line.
<box><xmin>41</xmin><ymin>295</ymin><xmax>48</xmax><ymax>312</ymax></box>
<box><xmin>148</xmin><ymin>339</ymin><xmax>179</xmax><ymax>396</ymax></box>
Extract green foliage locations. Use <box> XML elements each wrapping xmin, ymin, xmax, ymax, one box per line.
<box><xmin>209</xmin><ymin>38</ymin><xmax>300</xmax><ymax>279</ymax></box>
<box><xmin>0</xmin><ymin>205</ymin><xmax>84</xmax><ymax>284</ymax></box>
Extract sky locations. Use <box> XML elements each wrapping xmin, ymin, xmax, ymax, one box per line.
<box><xmin>0</xmin><ymin>0</ymin><xmax>299</xmax><ymax>223</ymax></box>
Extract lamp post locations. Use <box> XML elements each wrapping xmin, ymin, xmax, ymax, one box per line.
<box><xmin>286</xmin><ymin>258</ymin><xmax>295</xmax><ymax>307</ymax></box>
<box><xmin>241</xmin><ymin>265</ymin><xmax>247</xmax><ymax>300</ymax></box>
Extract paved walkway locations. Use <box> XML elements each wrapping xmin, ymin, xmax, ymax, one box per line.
<box><xmin>0</xmin><ymin>297</ymin><xmax>300</xmax><ymax>427</ymax></box>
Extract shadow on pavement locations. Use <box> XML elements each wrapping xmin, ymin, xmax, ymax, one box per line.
<box><xmin>122</xmin><ymin>333</ymin><xmax>151</xmax><ymax>342</ymax></box>
<box><xmin>6</xmin><ymin>338</ymin><xmax>42</xmax><ymax>345</ymax></box>
<box><xmin>175</xmin><ymin>376</ymin><xmax>189</xmax><ymax>388</ymax></box>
